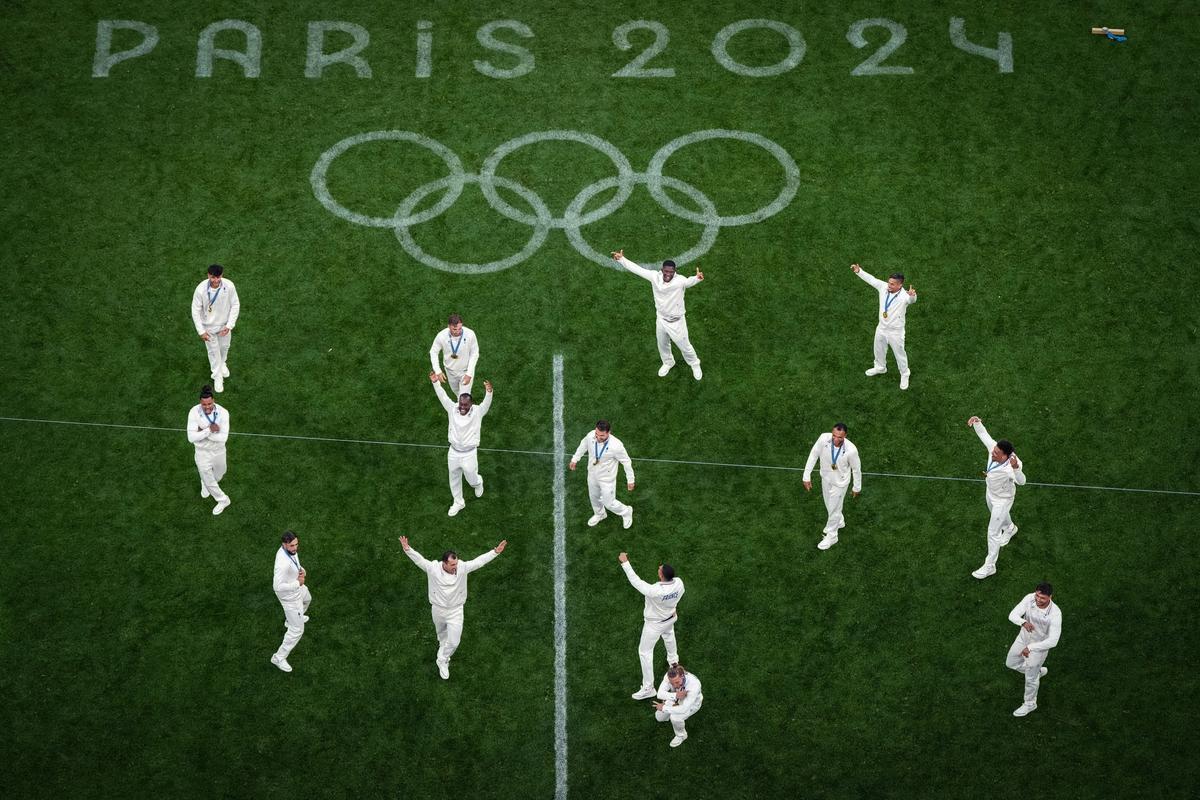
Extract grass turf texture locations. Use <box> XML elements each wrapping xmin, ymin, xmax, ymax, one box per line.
<box><xmin>2</xmin><ymin>1</ymin><xmax>1199</xmax><ymax>798</ymax></box>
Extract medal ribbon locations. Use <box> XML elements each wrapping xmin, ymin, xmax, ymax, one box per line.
<box><xmin>283</xmin><ymin>547</ymin><xmax>301</xmax><ymax>572</ymax></box>
<box><xmin>202</xmin><ymin>407</ymin><xmax>219</xmax><ymax>426</ymax></box>
<box><xmin>449</xmin><ymin>333</ymin><xmax>464</xmax><ymax>358</ymax></box>
<box><xmin>986</xmin><ymin>459</ymin><xmax>1007</xmax><ymax>473</ymax></box>
<box><xmin>830</xmin><ymin>441</ymin><xmax>844</xmax><ymax>467</ymax></box>
<box><xmin>593</xmin><ymin>438</ymin><xmax>610</xmax><ymax>463</ymax></box>
<box><xmin>883</xmin><ymin>290</ymin><xmax>900</xmax><ymax>316</ymax></box>
<box><xmin>206</xmin><ymin>284</ymin><xmax>221</xmax><ymax>311</ymax></box>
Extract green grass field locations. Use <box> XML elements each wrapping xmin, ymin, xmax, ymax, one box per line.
<box><xmin>3</xmin><ymin>2</ymin><xmax>1199</xmax><ymax>798</ymax></box>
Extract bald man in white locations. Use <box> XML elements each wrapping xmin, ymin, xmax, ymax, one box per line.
<box><xmin>967</xmin><ymin>416</ymin><xmax>1027</xmax><ymax>579</ymax></box>
<box><xmin>802</xmin><ymin>423</ymin><xmax>863</xmax><ymax>550</ymax></box>
<box><xmin>569</xmin><ymin>420</ymin><xmax>635</xmax><ymax>529</ymax></box>
<box><xmin>190</xmin><ymin>263</ymin><xmax>241</xmax><ymax>393</ymax></box>
<box><xmin>186</xmin><ymin>385</ymin><xmax>231</xmax><ymax>515</ymax></box>
<box><xmin>620</xmin><ymin>552</ymin><xmax>685</xmax><ymax>701</ymax></box>
<box><xmin>852</xmin><ymin>263</ymin><xmax>917</xmax><ymax>390</ymax></box>
<box><xmin>1006</xmin><ymin>582</ymin><xmax>1062</xmax><ymax>717</ymax></box>
<box><xmin>399</xmin><ymin>535</ymin><xmax>507</xmax><ymax>680</ymax></box>
<box><xmin>431</xmin><ymin>372</ymin><xmax>493</xmax><ymax>517</ymax></box>
<box><xmin>429</xmin><ymin>313</ymin><xmax>480</xmax><ymax>398</ymax></box>
<box><xmin>612</xmin><ymin>249</ymin><xmax>705</xmax><ymax>380</ymax></box>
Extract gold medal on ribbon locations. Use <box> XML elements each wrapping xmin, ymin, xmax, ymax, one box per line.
<box><xmin>831</xmin><ymin>464</ymin><xmax>838</xmax><ymax>470</ymax></box>
<box><xmin>882</xmin><ymin>311</ymin><xmax>888</xmax><ymax>319</ymax></box>
<box><xmin>450</xmin><ymin>354</ymin><xmax>458</xmax><ymax>360</ymax></box>
<box><xmin>593</xmin><ymin>459</ymin><xmax>598</xmax><ymax>466</ymax></box>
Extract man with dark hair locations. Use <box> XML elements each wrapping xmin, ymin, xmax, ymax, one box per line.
<box><xmin>570</xmin><ymin>419</ymin><xmax>635</xmax><ymax>529</ymax></box>
<box><xmin>186</xmin><ymin>385</ymin><xmax>231</xmax><ymax>515</ymax></box>
<box><xmin>430</xmin><ymin>370</ymin><xmax>494</xmax><ymax>517</ymax></box>
<box><xmin>653</xmin><ymin>663</ymin><xmax>703</xmax><ymax>748</ymax></box>
<box><xmin>802</xmin><ymin>423</ymin><xmax>862</xmax><ymax>550</ymax></box>
<box><xmin>612</xmin><ymin>249</ymin><xmax>705</xmax><ymax>380</ymax></box>
<box><xmin>1005</xmin><ymin>582</ymin><xmax>1062</xmax><ymax>717</ymax></box>
<box><xmin>399</xmin><ymin>535</ymin><xmax>507</xmax><ymax>680</ymax></box>
<box><xmin>271</xmin><ymin>530</ymin><xmax>311</xmax><ymax>673</ymax></box>
<box><xmin>967</xmin><ymin>416</ymin><xmax>1027</xmax><ymax>579</ymax></box>
<box><xmin>429</xmin><ymin>313</ymin><xmax>480</xmax><ymax>398</ymax></box>
<box><xmin>190</xmin><ymin>264</ymin><xmax>241</xmax><ymax>393</ymax></box>
<box><xmin>619</xmin><ymin>552</ymin><xmax>685</xmax><ymax>701</ymax></box>
<box><xmin>851</xmin><ymin>263</ymin><xmax>917</xmax><ymax>390</ymax></box>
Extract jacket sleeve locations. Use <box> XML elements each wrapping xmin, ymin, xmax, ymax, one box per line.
<box><xmin>191</xmin><ymin>287</ymin><xmax>206</xmax><ymax>335</ymax></box>
<box><xmin>477</xmin><ymin>389</ymin><xmax>494</xmax><ymax>417</ymax></box>
<box><xmin>405</xmin><ymin>547</ymin><xmax>434</xmax><ymax>574</ymax></box>
<box><xmin>226</xmin><ymin>282</ymin><xmax>240</xmax><ymax>329</ymax></box>
<box><xmin>850</xmin><ymin>447</ymin><xmax>863</xmax><ymax>493</ymax></box>
<box><xmin>466</xmin><ymin>334</ymin><xmax>480</xmax><ymax>376</ymax></box>
<box><xmin>571</xmin><ymin>435</ymin><xmax>589</xmax><ymax>464</ymax></box>
<box><xmin>186</xmin><ymin>409</ymin><xmax>208</xmax><ymax>443</ymax></box>
<box><xmin>802</xmin><ymin>436</ymin><xmax>824</xmax><ymax>481</ymax></box>
<box><xmin>621</xmin><ymin>561</ymin><xmax>653</xmax><ymax>596</ymax></box>
<box><xmin>1008</xmin><ymin>595</ymin><xmax>1029</xmax><ymax>626</ymax></box>
<box><xmin>668</xmin><ymin>676</ymin><xmax>702</xmax><ymax>716</ymax></box>
<box><xmin>618</xmin><ymin>443</ymin><xmax>636</xmax><ymax>485</ymax></box>
<box><xmin>856</xmin><ymin>268</ymin><xmax>887</xmax><ymax>291</ymax></box>
<box><xmin>433</xmin><ymin>380</ymin><xmax>455</xmax><ymax>412</ymax></box>
<box><xmin>973</xmin><ymin>421</ymin><xmax>997</xmax><ymax>452</ymax></box>
<box><xmin>273</xmin><ymin>553</ymin><xmax>300</xmax><ymax>594</ymax></box>
<box><xmin>429</xmin><ymin>335</ymin><xmax>443</xmax><ymax>373</ymax></box>
<box><xmin>460</xmin><ymin>548</ymin><xmax>499</xmax><ymax>575</ymax></box>
<box><xmin>617</xmin><ymin>255</ymin><xmax>657</xmax><ymax>281</ymax></box>
<box><xmin>208</xmin><ymin>410</ymin><xmax>229</xmax><ymax>444</ymax></box>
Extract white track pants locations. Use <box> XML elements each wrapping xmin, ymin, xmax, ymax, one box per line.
<box><xmin>274</xmin><ymin>586</ymin><xmax>312</xmax><ymax>660</ymax></box>
<box><xmin>821</xmin><ymin>479</ymin><xmax>850</xmax><ymax>535</ymax></box>
<box><xmin>872</xmin><ymin>327</ymin><xmax>909</xmax><ymax>376</ymax></box>
<box><xmin>655</xmin><ymin>697</ymin><xmax>702</xmax><ymax>736</ymax></box>
<box><xmin>638</xmin><ymin>617</ymin><xmax>680</xmax><ymax>690</ymax></box>
<box><xmin>588</xmin><ymin>474</ymin><xmax>630</xmax><ymax>518</ymax></box>
<box><xmin>448</xmin><ymin>448</ymin><xmax>481</xmax><ymax>505</ymax></box>
<box><xmin>1006</xmin><ymin>634</ymin><xmax>1048</xmax><ymax>704</ymax></box>
<box><xmin>195</xmin><ymin>450</ymin><xmax>228</xmax><ymax>503</ymax></box>
<box><xmin>656</xmin><ymin>316</ymin><xmax>700</xmax><ymax>368</ymax></box>
<box><xmin>432</xmin><ymin>604</ymin><xmax>465</xmax><ymax>665</ymax></box>
<box><xmin>203</xmin><ymin>328</ymin><xmax>232</xmax><ymax>380</ymax></box>
<box><xmin>983</xmin><ymin>495</ymin><xmax>1015</xmax><ymax>569</ymax></box>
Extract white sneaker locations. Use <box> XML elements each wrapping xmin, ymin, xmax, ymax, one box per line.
<box><xmin>474</xmin><ymin>477</ymin><xmax>484</xmax><ymax>498</ymax></box>
<box><xmin>200</xmin><ymin>485</ymin><xmax>210</xmax><ymax>499</ymax></box>
<box><xmin>971</xmin><ymin>565</ymin><xmax>996</xmax><ymax>579</ymax></box>
<box><xmin>437</xmin><ymin>660</ymin><xmax>450</xmax><ymax>680</ymax></box>
<box><xmin>623</xmin><ymin>508</ymin><xmax>634</xmax><ymax>529</ymax></box>
<box><xmin>817</xmin><ymin>534</ymin><xmax>838</xmax><ymax>550</ymax></box>
<box><xmin>837</xmin><ymin>521</ymin><xmax>846</xmax><ymax>530</ymax></box>
<box><xmin>631</xmin><ymin>687</ymin><xmax>656</xmax><ymax>700</ymax></box>
<box><xmin>1000</xmin><ymin>525</ymin><xmax>1019</xmax><ymax>546</ymax></box>
<box><xmin>900</xmin><ymin>373</ymin><xmax>910</xmax><ymax>390</ymax></box>
<box><xmin>447</xmin><ymin>501</ymin><xmax>466</xmax><ymax>517</ymax></box>
<box><xmin>270</xmin><ymin>654</ymin><xmax>292</xmax><ymax>673</ymax></box>
<box><xmin>691</xmin><ymin>365</ymin><xmax>702</xmax><ymax>381</ymax></box>
<box><xmin>865</xmin><ymin>367</ymin><xmax>886</xmax><ymax>376</ymax></box>
<box><xmin>658</xmin><ymin>363</ymin><xmax>674</xmax><ymax>377</ymax></box>
<box><xmin>1012</xmin><ymin>702</ymin><xmax>1037</xmax><ymax>717</ymax></box>
<box><xmin>670</xmin><ymin>733</ymin><xmax>688</xmax><ymax>748</ymax></box>
<box><xmin>1039</xmin><ymin>667</ymin><xmax>1048</xmax><ymax>677</ymax></box>
<box><xmin>587</xmin><ymin>513</ymin><xmax>607</xmax><ymax>527</ymax></box>
<box><xmin>213</xmin><ymin>497</ymin><xmax>231</xmax><ymax>515</ymax></box>
<box><xmin>214</xmin><ymin>376</ymin><xmax>224</xmax><ymax>393</ymax></box>
<box><xmin>221</xmin><ymin>364</ymin><xmax>230</xmax><ymax>378</ymax></box>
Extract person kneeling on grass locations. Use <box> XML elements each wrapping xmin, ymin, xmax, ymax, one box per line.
<box><xmin>653</xmin><ymin>663</ymin><xmax>703</xmax><ymax>748</ymax></box>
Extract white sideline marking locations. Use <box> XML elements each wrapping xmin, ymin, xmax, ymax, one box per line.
<box><xmin>551</xmin><ymin>355</ymin><xmax>568</xmax><ymax>800</ymax></box>
<box><xmin>2</xmin><ymin>415</ymin><xmax>1198</xmax><ymax>498</ymax></box>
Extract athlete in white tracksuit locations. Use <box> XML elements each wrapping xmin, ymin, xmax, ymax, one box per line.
<box><xmin>429</xmin><ymin>314</ymin><xmax>480</xmax><ymax>398</ymax></box>
<box><xmin>271</xmin><ymin>531</ymin><xmax>312</xmax><ymax>673</ymax></box>
<box><xmin>620</xmin><ymin>553</ymin><xmax>685</xmax><ymax>699</ymax></box>
<box><xmin>802</xmin><ymin>425</ymin><xmax>863</xmax><ymax>550</ymax></box>
<box><xmin>654</xmin><ymin>664</ymin><xmax>703</xmax><ymax>748</ymax></box>
<box><xmin>613</xmin><ymin>250</ymin><xmax>705</xmax><ymax>380</ymax></box>
<box><xmin>186</xmin><ymin>386</ymin><xmax>231</xmax><ymax>515</ymax></box>
<box><xmin>570</xmin><ymin>421</ymin><xmax>635</xmax><ymax>529</ymax></box>
<box><xmin>190</xmin><ymin>264</ymin><xmax>241</xmax><ymax>393</ymax></box>
<box><xmin>852</xmin><ymin>263</ymin><xmax>917</xmax><ymax>390</ymax></box>
<box><xmin>967</xmin><ymin>416</ymin><xmax>1026</xmax><ymax>579</ymax></box>
<box><xmin>1005</xmin><ymin>583</ymin><xmax>1062</xmax><ymax>717</ymax></box>
<box><xmin>432</xmin><ymin>373</ymin><xmax>493</xmax><ymax>517</ymax></box>
<box><xmin>399</xmin><ymin>536</ymin><xmax>507</xmax><ymax>680</ymax></box>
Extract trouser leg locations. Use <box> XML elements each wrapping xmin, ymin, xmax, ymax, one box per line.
<box><xmin>887</xmin><ymin>332</ymin><xmax>909</xmax><ymax>376</ymax></box>
<box><xmin>984</xmin><ymin>497</ymin><xmax>1011</xmax><ymax>569</ymax></box>
<box><xmin>665</xmin><ymin>317</ymin><xmax>700</xmax><ymax>367</ymax></box>
<box><xmin>448</xmin><ymin>450</ymin><xmax>465</xmax><ymax>504</ymax></box>
<box><xmin>218</xmin><ymin>330</ymin><xmax>232</xmax><ymax>373</ymax></box>
<box><xmin>195</xmin><ymin>456</ymin><xmax>228</xmax><ymax>503</ymax></box>
<box><xmin>655</xmin><ymin>318</ymin><xmax>675</xmax><ymax>367</ymax></box>
<box><xmin>638</xmin><ymin>622</ymin><xmax>658</xmax><ymax>689</ymax></box>
<box><xmin>597</xmin><ymin>478</ymin><xmax>630</xmax><ymax>516</ymax></box>
<box><xmin>461</xmin><ymin>450</ymin><xmax>481</xmax><ymax>492</ymax></box>
<box><xmin>872</xmin><ymin>329</ymin><xmax>888</xmax><ymax>370</ymax></box>
<box><xmin>275</xmin><ymin>600</ymin><xmax>306</xmax><ymax>659</ymax></box>
<box><xmin>204</xmin><ymin>334</ymin><xmax>223</xmax><ymax>379</ymax></box>
<box><xmin>822</xmin><ymin>481</ymin><xmax>848</xmax><ymax>535</ymax></box>
<box><xmin>301</xmin><ymin>586</ymin><xmax>312</xmax><ymax>614</ymax></box>
<box><xmin>436</xmin><ymin>607</ymin><xmax>464</xmax><ymax>664</ymax></box>
<box><xmin>671</xmin><ymin>717</ymin><xmax>687</xmax><ymax>737</ymax></box>
<box><xmin>587</xmin><ymin>475</ymin><xmax>605</xmax><ymax>516</ymax></box>
<box><xmin>447</xmin><ymin>370</ymin><xmax>465</xmax><ymax>398</ymax></box>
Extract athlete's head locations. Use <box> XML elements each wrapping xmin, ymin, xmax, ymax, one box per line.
<box><xmin>281</xmin><ymin>530</ymin><xmax>299</xmax><ymax>553</ymax></box>
<box><xmin>207</xmin><ymin>263</ymin><xmax>223</xmax><ymax>287</ymax></box>
<box><xmin>595</xmin><ymin>419</ymin><xmax>612</xmax><ymax>443</ymax></box>
<box><xmin>441</xmin><ymin>550</ymin><xmax>460</xmax><ymax>574</ymax></box>
<box><xmin>993</xmin><ymin>439</ymin><xmax>1014</xmax><ymax>462</ymax></box>
<box><xmin>458</xmin><ymin>393</ymin><xmax>473</xmax><ymax>415</ymax></box>
<box><xmin>661</xmin><ymin>259</ymin><xmax>677</xmax><ymax>283</ymax></box>
<box><xmin>1034</xmin><ymin>582</ymin><xmax>1053</xmax><ymax>607</ymax></box>
<box><xmin>200</xmin><ymin>385</ymin><xmax>215</xmax><ymax>414</ymax></box>
<box><xmin>659</xmin><ymin>563</ymin><xmax>675</xmax><ymax>582</ymax></box>
<box><xmin>448</xmin><ymin>313</ymin><xmax>463</xmax><ymax>336</ymax></box>
<box><xmin>831</xmin><ymin>423</ymin><xmax>848</xmax><ymax>447</ymax></box>
<box><xmin>667</xmin><ymin>663</ymin><xmax>687</xmax><ymax>689</ymax></box>
<box><xmin>887</xmin><ymin>272</ymin><xmax>904</xmax><ymax>292</ymax></box>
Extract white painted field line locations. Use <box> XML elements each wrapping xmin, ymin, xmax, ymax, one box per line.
<box><xmin>551</xmin><ymin>355</ymin><xmax>568</xmax><ymax>800</ymax></box>
<box><xmin>2</xmin><ymin>415</ymin><xmax>1198</xmax><ymax>498</ymax></box>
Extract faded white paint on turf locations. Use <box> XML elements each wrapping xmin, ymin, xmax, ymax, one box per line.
<box><xmin>847</xmin><ymin>19</ymin><xmax>913</xmax><ymax>77</ymax></box>
<box><xmin>949</xmin><ymin>17</ymin><xmax>1013</xmax><ymax>73</ymax></box>
<box><xmin>711</xmin><ymin>19</ymin><xmax>806</xmax><ymax>77</ymax></box>
<box><xmin>311</xmin><ymin>129</ymin><xmax>799</xmax><ymax>273</ymax></box>
<box><xmin>5</xmin><ymin>416</ymin><xmax>1194</xmax><ymax>497</ymax></box>
<box><xmin>551</xmin><ymin>354</ymin><xmax>568</xmax><ymax>800</ymax></box>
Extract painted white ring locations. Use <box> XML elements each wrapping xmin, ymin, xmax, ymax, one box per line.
<box><xmin>311</xmin><ymin>130</ymin><xmax>466</xmax><ymax>229</ymax></box>
<box><xmin>478</xmin><ymin>130</ymin><xmax>636</xmax><ymax>229</ymax></box>
<box><xmin>392</xmin><ymin>173</ymin><xmax>552</xmax><ymax>274</ymax></box>
<box><xmin>644</xmin><ymin>129</ymin><xmax>800</xmax><ymax>227</ymax></box>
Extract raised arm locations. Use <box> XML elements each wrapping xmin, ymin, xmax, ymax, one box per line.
<box><xmin>621</xmin><ymin>560</ymin><xmax>653</xmax><ymax>596</ymax></box>
<box><xmin>431</xmin><ymin>376</ymin><xmax>455</xmax><ymax>411</ymax></box>
<box><xmin>853</xmin><ymin>264</ymin><xmax>887</xmax><ymax>291</ymax></box>
<box><xmin>226</xmin><ymin>282</ymin><xmax>240</xmax><ymax>329</ymax></box>
<box><xmin>403</xmin><ymin>544</ymin><xmax>434</xmax><ymax>574</ymax></box>
<box><xmin>615</xmin><ymin>254</ymin><xmax>657</xmax><ymax>281</ymax></box>
<box><xmin>1011</xmin><ymin>454</ymin><xmax>1027</xmax><ymax>485</ymax></box>
<box><xmin>460</xmin><ymin>542</ymin><xmax>505</xmax><ymax>575</ymax></box>
<box><xmin>476</xmin><ymin>386</ymin><xmax>494</xmax><ymax>416</ymax></box>
<box><xmin>971</xmin><ymin>419</ymin><xmax>997</xmax><ymax>452</ymax></box>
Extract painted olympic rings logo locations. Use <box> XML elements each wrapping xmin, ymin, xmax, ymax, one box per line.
<box><xmin>310</xmin><ymin>129</ymin><xmax>799</xmax><ymax>274</ymax></box>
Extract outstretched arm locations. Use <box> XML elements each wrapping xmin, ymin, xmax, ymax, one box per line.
<box><xmin>968</xmin><ymin>417</ymin><xmax>997</xmax><ymax>452</ymax></box>
<box><xmin>852</xmin><ymin>263</ymin><xmax>887</xmax><ymax>291</ymax></box>
<box><xmin>460</xmin><ymin>541</ymin><xmax>506</xmax><ymax>574</ymax></box>
<box><xmin>613</xmin><ymin>251</ymin><xmax>657</xmax><ymax>281</ymax></box>
<box><xmin>620</xmin><ymin>558</ymin><xmax>653</xmax><ymax>596</ymax></box>
<box><xmin>431</xmin><ymin>374</ymin><xmax>455</xmax><ymax>411</ymax></box>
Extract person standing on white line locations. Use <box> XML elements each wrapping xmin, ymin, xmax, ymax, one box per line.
<box><xmin>570</xmin><ymin>419</ymin><xmax>635</xmax><ymax>529</ymax></box>
<box><xmin>1005</xmin><ymin>582</ymin><xmax>1062</xmax><ymax>717</ymax></box>
<box><xmin>431</xmin><ymin>371</ymin><xmax>493</xmax><ymax>517</ymax></box>
<box><xmin>653</xmin><ymin>663</ymin><xmax>703</xmax><ymax>748</ymax></box>
<box><xmin>399</xmin><ymin>535</ymin><xmax>507</xmax><ymax>680</ymax></box>
<box><xmin>271</xmin><ymin>530</ymin><xmax>312</xmax><ymax>673</ymax></box>
<box><xmin>612</xmin><ymin>249</ymin><xmax>705</xmax><ymax>380</ymax></box>
<box><xmin>852</xmin><ymin>263</ymin><xmax>917</xmax><ymax>390</ymax></box>
<box><xmin>802</xmin><ymin>423</ymin><xmax>862</xmax><ymax>550</ymax></box>
<box><xmin>619</xmin><ymin>552</ymin><xmax>685</xmax><ymax>701</ymax></box>
<box><xmin>187</xmin><ymin>385</ymin><xmax>231</xmax><ymax>515</ymax></box>
<box><xmin>190</xmin><ymin>264</ymin><xmax>240</xmax><ymax>393</ymax></box>
<box><xmin>967</xmin><ymin>415</ymin><xmax>1026</xmax><ymax>579</ymax></box>
<box><xmin>429</xmin><ymin>314</ymin><xmax>480</xmax><ymax>398</ymax></box>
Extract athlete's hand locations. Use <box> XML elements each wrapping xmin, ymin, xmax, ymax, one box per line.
<box><xmin>484</xmin><ymin>380</ymin><xmax>493</xmax><ymax>393</ymax></box>
<box><xmin>618</xmin><ymin>552</ymin><xmax>629</xmax><ymax>563</ymax></box>
<box><xmin>851</xmin><ymin>263</ymin><xmax>861</xmax><ymax>273</ymax></box>
<box><xmin>399</xmin><ymin>536</ymin><xmax>410</xmax><ymax>551</ymax></box>
<box><xmin>569</xmin><ymin>461</ymin><xmax>577</xmax><ymax>471</ymax></box>
<box><xmin>199</xmin><ymin>332</ymin><xmax>211</xmax><ymax>341</ymax></box>
<box><xmin>494</xmin><ymin>540</ymin><xmax>508</xmax><ymax>554</ymax></box>
<box><xmin>209</xmin><ymin>423</ymin><xmax>220</xmax><ymax>432</ymax></box>
<box><xmin>675</xmin><ymin>690</ymin><xmax>688</xmax><ymax>701</ymax></box>
<box><xmin>429</xmin><ymin>371</ymin><xmax>441</xmax><ymax>384</ymax></box>
<box><xmin>219</xmin><ymin>327</ymin><xmax>231</xmax><ymax>336</ymax></box>
<box><xmin>907</xmin><ymin>284</ymin><xmax>916</xmax><ymax>297</ymax></box>
<box><xmin>695</xmin><ymin>269</ymin><xmax>704</xmax><ymax>281</ymax></box>
<box><xmin>461</xmin><ymin>375</ymin><xmax>472</xmax><ymax>386</ymax></box>
<box><xmin>627</xmin><ymin>483</ymin><xmax>635</xmax><ymax>491</ymax></box>
<box><xmin>298</xmin><ymin>572</ymin><xmax>306</xmax><ymax>585</ymax></box>
<box><xmin>653</xmin><ymin>702</ymin><xmax>665</xmax><ymax>711</ymax></box>
<box><xmin>803</xmin><ymin>480</ymin><xmax>812</xmax><ymax>491</ymax></box>
<box><xmin>1021</xmin><ymin>647</ymin><xmax>1031</xmax><ymax>658</ymax></box>
<box><xmin>852</xmin><ymin>490</ymin><xmax>860</xmax><ymax>498</ymax></box>
<box><xmin>611</xmin><ymin>249</ymin><xmax>624</xmax><ymax>260</ymax></box>
<box><xmin>1022</xmin><ymin>621</ymin><xmax>1035</xmax><ymax>632</ymax></box>
<box><xmin>1009</xmin><ymin>454</ymin><xmax>1021</xmax><ymax>470</ymax></box>
<box><xmin>967</xmin><ymin>416</ymin><xmax>981</xmax><ymax>426</ymax></box>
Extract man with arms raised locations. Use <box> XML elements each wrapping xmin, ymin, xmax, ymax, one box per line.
<box><xmin>852</xmin><ymin>262</ymin><xmax>917</xmax><ymax>390</ymax></box>
<box><xmin>967</xmin><ymin>415</ymin><xmax>1026</xmax><ymax>579</ymax></box>
<box><xmin>619</xmin><ymin>552</ymin><xmax>685</xmax><ymax>702</ymax></box>
<box><xmin>431</xmin><ymin>371</ymin><xmax>493</xmax><ymax>517</ymax></box>
<box><xmin>570</xmin><ymin>419</ymin><xmax>635</xmax><ymax>529</ymax></box>
<box><xmin>399</xmin><ymin>535</ymin><xmax>507</xmax><ymax>680</ymax></box>
<box><xmin>802</xmin><ymin>422</ymin><xmax>862</xmax><ymax>550</ymax></box>
<box><xmin>612</xmin><ymin>249</ymin><xmax>705</xmax><ymax>380</ymax></box>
